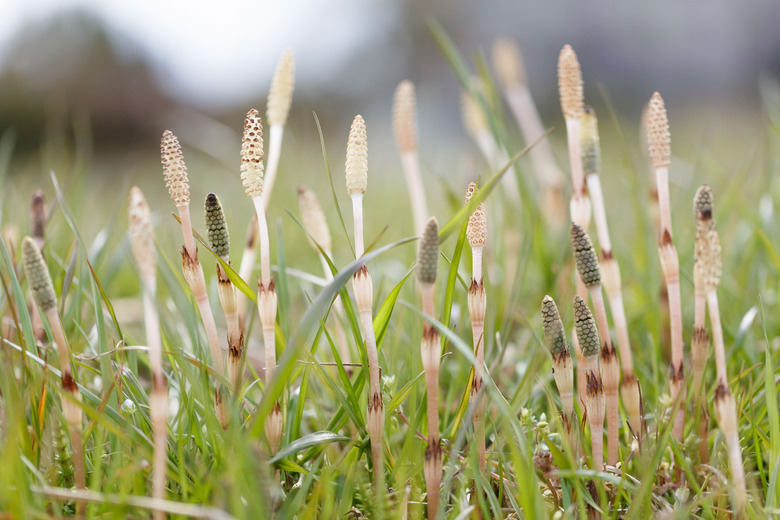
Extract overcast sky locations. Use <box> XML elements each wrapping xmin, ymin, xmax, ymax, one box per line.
<box><xmin>0</xmin><ymin>0</ymin><xmax>400</xmax><ymax>107</ymax></box>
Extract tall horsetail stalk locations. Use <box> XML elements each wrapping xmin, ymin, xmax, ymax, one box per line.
<box><xmin>345</xmin><ymin>114</ymin><xmax>385</xmax><ymax>492</ymax></box>
<box><xmin>298</xmin><ymin>185</ymin><xmax>350</xmax><ymax>365</ymax></box>
<box><xmin>571</xmin><ymin>223</ymin><xmax>620</xmax><ymax>466</ymax></box>
<box><xmin>418</xmin><ymin>217</ymin><xmax>442</xmax><ymax>520</ymax></box>
<box><xmin>580</xmin><ymin>107</ymin><xmax>642</xmax><ymax>437</ymax></box>
<box><xmin>22</xmin><ymin>237</ymin><xmax>87</xmax><ymax>500</ymax></box>
<box><xmin>696</xmin><ymin>186</ymin><xmax>748</xmax><ymax>513</ymax></box>
<box><xmin>574</xmin><ymin>295</ymin><xmax>605</xmax><ymax>470</ymax></box>
<box><xmin>558</xmin><ymin>44</ymin><xmax>591</xmax><ymax>403</ymax></box>
<box><xmin>240</xmin><ymin>109</ymin><xmax>282</xmax><ymax>455</ymax></box>
<box><xmin>205</xmin><ymin>194</ymin><xmax>244</xmax><ymax>389</ymax></box>
<box><xmin>465</xmin><ymin>182</ymin><xmax>487</xmax><ymax>473</ymax></box>
<box><xmin>237</xmin><ymin>213</ymin><xmax>258</xmax><ymax>331</ymax></box>
<box><xmin>492</xmin><ymin>37</ymin><xmax>566</xmax><ymax>228</ymax></box>
<box><xmin>393</xmin><ymin>80</ymin><xmax>429</xmax><ymax>234</ymax></box>
<box><xmin>646</xmin><ymin>92</ymin><xmax>685</xmax><ymax>445</ymax></box>
<box><xmin>261</xmin><ymin>50</ymin><xmax>295</xmax><ymax>209</ymax></box>
<box><xmin>460</xmin><ymin>79</ymin><xmax>521</xmax><ymax>202</ymax></box>
<box><xmin>693</xmin><ymin>186</ymin><xmax>712</xmax><ymax>464</ymax></box>
<box><xmin>30</xmin><ymin>190</ymin><xmax>47</xmax><ymax>342</ymax></box>
<box><xmin>161</xmin><ymin>130</ymin><xmax>228</xmax><ymax>429</ymax></box>
<box><xmin>541</xmin><ymin>296</ymin><xmax>576</xmax><ymax>451</ymax></box>
<box><xmin>129</xmin><ymin>187</ymin><xmax>167</xmax><ymax>518</ymax></box>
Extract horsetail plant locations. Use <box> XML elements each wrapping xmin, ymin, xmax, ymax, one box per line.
<box><xmin>240</xmin><ymin>109</ymin><xmax>282</xmax><ymax>455</ymax></box>
<box><xmin>571</xmin><ymin>223</ymin><xmax>620</xmax><ymax>466</ymax></box>
<box><xmin>580</xmin><ymin>107</ymin><xmax>642</xmax><ymax>438</ymax></box>
<box><xmin>541</xmin><ymin>296</ymin><xmax>575</xmax><ymax>451</ymax></box>
<box><xmin>393</xmin><ymin>80</ymin><xmax>429</xmax><ymax>234</ymax></box>
<box><xmin>298</xmin><ymin>185</ymin><xmax>349</xmax><ymax>365</ymax></box>
<box><xmin>696</xmin><ymin>185</ymin><xmax>748</xmax><ymax>513</ymax></box>
<box><xmin>558</xmin><ymin>44</ymin><xmax>590</xmax><ymax>403</ymax></box>
<box><xmin>128</xmin><ymin>187</ymin><xmax>167</xmax><ymax>518</ymax></box>
<box><xmin>574</xmin><ymin>295</ymin><xmax>605</xmax><ymax>470</ymax></box>
<box><xmin>418</xmin><ymin>217</ymin><xmax>442</xmax><ymax>520</ymax></box>
<box><xmin>465</xmin><ymin>182</ymin><xmax>487</xmax><ymax>472</ymax></box>
<box><xmin>205</xmin><ymin>193</ymin><xmax>244</xmax><ymax>388</ymax></box>
<box><xmin>22</xmin><ymin>237</ymin><xmax>86</xmax><ymax>498</ymax></box>
<box><xmin>262</xmin><ymin>50</ymin><xmax>295</xmax><ymax>209</ymax></box>
<box><xmin>345</xmin><ymin>114</ymin><xmax>385</xmax><ymax>493</ymax></box>
<box><xmin>646</xmin><ymin>92</ymin><xmax>685</xmax><ymax>445</ymax></box>
<box><xmin>237</xmin><ymin>213</ymin><xmax>258</xmax><ymax>330</ymax></box>
<box><xmin>492</xmin><ymin>37</ymin><xmax>565</xmax><ymax>228</ymax></box>
<box><xmin>30</xmin><ymin>189</ymin><xmax>48</xmax><ymax>342</ymax></box>
<box><xmin>161</xmin><ymin>130</ymin><xmax>228</xmax><ymax>428</ymax></box>
<box><xmin>693</xmin><ymin>185</ymin><xmax>712</xmax><ymax>464</ymax></box>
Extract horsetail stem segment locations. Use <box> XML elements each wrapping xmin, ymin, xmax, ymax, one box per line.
<box><xmin>161</xmin><ymin>130</ymin><xmax>228</xmax><ymax>428</ymax></box>
<box><xmin>541</xmin><ymin>296</ymin><xmax>576</xmax><ymax>452</ymax></box>
<box><xmin>465</xmin><ymin>183</ymin><xmax>488</xmax><ymax>473</ymax></box>
<box><xmin>22</xmin><ymin>236</ymin><xmax>86</xmax><ymax>496</ymax></box>
<box><xmin>493</xmin><ymin>37</ymin><xmax>565</xmax><ymax>228</ymax></box>
<box><xmin>345</xmin><ymin>114</ymin><xmax>385</xmax><ymax>494</ymax></box>
<box><xmin>581</xmin><ymin>106</ymin><xmax>641</xmax><ymax>437</ymax></box>
<box><xmin>693</xmin><ymin>185</ymin><xmax>713</xmax><ymax>464</ymax></box>
<box><xmin>646</xmin><ymin>92</ymin><xmax>685</xmax><ymax>445</ymax></box>
<box><xmin>393</xmin><ymin>80</ymin><xmax>429</xmax><ymax>234</ymax></box>
<box><xmin>418</xmin><ymin>217</ymin><xmax>442</xmax><ymax>519</ymax></box>
<box><xmin>129</xmin><ymin>187</ymin><xmax>167</xmax><ymax>518</ymax></box>
<box><xmin>237</xmin><ymin>213</ymin><xmax>258</xmax><ymax>331</ymax></box>
<box><xmin>262</xmin><ymin>50</ymin><xmax>295</xmax><ymax>209</ymax></box>
<box><xmin>205</xmin><ymin>193</ymin><xmax>244</xmax><ymax>389</ymax></box>
<box><xmin>696</xmin><ymin>186</ymin><xmax>747</xmax><ymax>513</ymax></box>
<box><xmin>573</xmin><ymin>295</ymin><xmax>605</xmax><ymax>470</ymax></box>
<box><xmin>241</xmin><ymin>109</ymin><xmax>281</xmax><ymax>454</ymax></box>
<box><xmin>298</xmin><ymin>185</ymin><xmax>350</xmax><ymax>366</ymax></box>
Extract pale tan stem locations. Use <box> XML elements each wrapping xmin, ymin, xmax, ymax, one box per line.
<box><xmin>261</xmin><ymin>125</ymin><xmax>284</xmax><ymax>210</ymax></box>
<box><xmin>320</xmin><ymin>253</ymin><xmax>350</xmax><ymax>365</ymax></box>
<box><xmin>474</xmin><ymin>131</ymin><xmax>521</xmax><ymax>203</ymax></box>
<box><xmin>252</xmin><ymin>197</ymin><xmax>272</xmax><ymax>287</ymax></box>
<box><xmin>141</xmin><ymin>275</ymin><xmax>168</xmax><ymax>515</ymax></box>
<box><xmin>400</xmin><ymin>151</ymin><xmax>429</xmax><ymax>235</ymax></box>
<box><xmin>217</xmin><ymin>263</ymin><xmax>243</xmax><ymax>389</ymax></box>
<box><xmin>659</xmin><ymin>237</ymin><xmax>685</xmax><ymax>443</ymax></box>
<box><xmin>237</xmin><ymin>214</ymin><xmax>258</xmax><ymax>330</ymax></box>
<box><xmin>504</xmin><ymin>84</ymin><xmax>564</xmax><ymax>189</ymax></box>
<box><xmin>351</xmin><ymin>194</ymin><xmax>365</xmax><ymax>258</ymax></box>
<box><xmin>176</xmin><ymin>203</ymin><xmax>197</xmax><ymax>260</ymax></box>
<box><xmin>693</xmin><ymin>267</ymin><xmax>709</xmax><ymax>463</ymax></box>
<box><xmin>565</xmin><ymin>118</ymin><xmax>584</xmax><ymax>195</ymax></box>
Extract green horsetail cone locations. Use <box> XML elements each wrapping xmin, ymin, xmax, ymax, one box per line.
<box><xmin>205</xmin><ymin>193</ymin><xmax>230</xmax><ymax>258</ymax></box>
<box><xmin>22</xmin><ymin>236</ymin><xmax>57</xmax><ymax>311</ymax></box>
<box><xmin>571</xmin><ymin>222</ymin><xmax>601</xmax><ymax>287</ymax></box>
<box><xmin>573</xmin><ymin>295</ymin><xmax>600</xmax><ymax>358</ymax></box>
<box><xmin>417</xmin><ymin>217</ymin><xmax>439</xmax><ymax>285</ymax></box>
<box><xmin>541</xmin><ymin>296</ymin><xmax>567</xmax><ymax>356</ymax></box>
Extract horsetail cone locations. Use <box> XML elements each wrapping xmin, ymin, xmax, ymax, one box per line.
<box><xmin>417</xmin><ymin>218</ymin><xmax>439</xmax><ymax>285</ymax></box>
<box><xmin>241</xmin><ymin>109</ymin><xmax>265</xmax><ymax>198</ymax></box>
<box><xmin>393</xmin><ymin>80</ymin><xmax>418</xmax><ymax>153</ymax></box>
<box><xmin>541</xmin><ymin>296</ymin><xmax>567</xmax><ymax>357</ymax></box>
<box><xmin>129</xmin><ymin>187</ymin><xmax>156</xmax><ymax>278</ymax></box>
<box><xmin>205</xmin><ymin>194</ymin><xmax>230</xmax><ymax>258</ymax></box>
<box><xmin>646</xmin><ymin>92</ymin><xmax>671</xmax><ymax>170</ymax></box>
<box><xmin>580</xmin><ymin>106</ymin><xmax>600</xmax><ymax>175</ymax></box>
<box><xmin>571</xmin><ymin>223</ymin><xmax>601</xmax><ymax>287</ymax></box>
<box><xmin>492</xmin><ymin>37</ymin><xmax>525</xmax><ymax>88</ymax></box>
<box><xmin>22</xmin><ymin>237</ymin><xmax>57</xmax><ymax>312</ymax></box>
<box><xmin>298</xmin><ymin>186</ymin><xmax>332</xmax><ymax>252</ymax></box>
<box><xmin>557</xmin><ymin>44</ymin><xmax>584</xmax><ymax>120</ymax></box>
<box><xmin>266</xmin><ymin>50</ymin><xmax>295</xmax><ymax>127</ymax></box>
<box><xmin>345</xmin><ymin>115</ymin><xmax>368</xmax><ymax>195</ymax></box>
<box><xmin>460</xmin><ymin>87</ymin><xmax>488</xmax><ymax>138</ymax></box>
<box><xmin>465</xmin><ymin>182</ymin><xmax>487</xmax><ymax>248</ymax></box>
<box><xmin>161</xmin><ymin>131</ymin><xmax>190</xmax><ymax>205</ymax></box>
<box><xmin>574</xmin><ymin>295</ymin><xmax>600</xmax><ymax>359</ymax></box>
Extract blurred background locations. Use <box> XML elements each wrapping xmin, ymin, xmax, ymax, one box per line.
<box><xmin>1</xmin><ymin>0</ymin><xmax>780</xmax><ymax>286</ymax></box>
